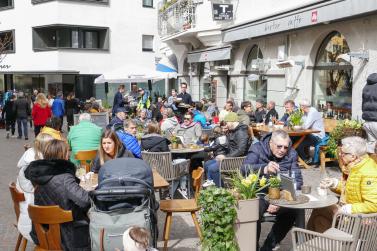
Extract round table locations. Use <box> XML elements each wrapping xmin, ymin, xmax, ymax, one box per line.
<box><xmin>170</xmin><ymin>147</ymin><xmax>204</xmax><ymax>154</ymax></box>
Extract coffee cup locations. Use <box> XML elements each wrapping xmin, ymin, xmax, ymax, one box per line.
<box><xmin>301</xmin><ymin>185</ymin><xmax>311</xmax><ymax>194</ymax></box>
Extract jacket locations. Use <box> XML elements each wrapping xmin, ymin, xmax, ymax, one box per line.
<box><xmin>40</xmin><ymin>126</ymin><xmax>65</xmax><ymax>140</ymax></box>
<box><xmin>65</xmin><ymin>98</ymin><xmax>80</xmax><ymax>115</ymax></box>
<box><xmin>241</xmin><ymin>132</ymin><xmax>303</xmax><ymax>189</ymax></box>
<box><xmin>161</xmin><ymin>117</ymin><xmax>179</xmax><ymax>133</ymax></box>
<box><xmin>51</xmin><ymin>98</ymin><xmax>65</xmax><ymax>117</ymax></box>
<box><xmin>237</xmin><ymin>109</ymin><xmax>250</xmax><ymax>126</ymax></box>
<box><xmin>1</xmin><ymin>99</ymin><xmax>16</xmax><ymax>121</ymax></box>
<box><xmin>32</xmin><ymin>103</ymin><xmax>52</xmax><ymax>126</ymax></box>
<box><xmin>67</xmin><ymin>120</ymin><xmax>103</xmax><ymax>163</ymax></box>
<box><xmin>25</xmin><ymin>159</ymin><xmax>90</xmax><ymax>250</ymax></box>
<box><xmin>332</xmin><ymin>156</ymin><xmax>377</xmax><ymax>214</ymax></box>
<box><xmin>177</xmin><ymin>92</ymin><xmax>192</xmax><ymax>105</ymax></box>
<box><xmin>227</xmin><ymin>123</ymin><xmax>249</xmax><ymax>158</ymax></box>
<box><xmin>204</xmin><ymin>135</ymin><xmax>228</xmax><ymax>156</ymax></box>
<box><xmin>116</xmin><ymin>130</ymin><xmax>142</xmax><ymax>158</ymax></box>
<box><xmin>141</xmin><ymin>133</ymin><xmax>170</xmax><ymax>152</ymax></box>
<box><xmin>173</xmin><ymin>122</ymin><xmax>202</xmax><ymax>145</ymax></box>
<box><xmin>112</xmin><ymin>91</ymin><xmax>124</xmax><ymax>116</ymax></box>
<box><xmin>91</xmin><ymin>145</ymin><xmax>134</xmax><ymax>173</ymax></box>
<box><xmin>106</xmin><ymin>116</ymin><xmax>124</xmax><ymax>130</ymax></box>
<box><xmin>193</xmin><ymin>110</ymin><xmax>210</xmax><ymax>128</ymax></box>
<box><xmin>13</xmin><ymin>97</ymin><xmax>31</xmax><ymax>119</ymax></box>
<box><xmin>137</xmin><ymin>90</ymin><xmax>151</xmax><ymax>110</ymax></box>
<box><xmin>362</xmin><ymin>73</ymin><xmax>377</xmax><ymax>121</ymax></box>
<box><xmin>265</xmin><ymin>108</ymin><xmax>279</xmax><ymax>124</ymax></box>
<box><xmin>254</xmin><ymin>108</ymin><xmax>267</xmax><ymax>123</ymax></box>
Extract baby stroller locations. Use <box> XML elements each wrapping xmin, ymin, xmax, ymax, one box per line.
<box><xmin>89</xmin><ymin>158</ymin><xmax>159</xmax><ymax>250</ymax></box>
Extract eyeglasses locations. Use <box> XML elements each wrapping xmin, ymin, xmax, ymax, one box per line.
<box><xmin>340</xmin><ymin>151</ymin><xmax>352</xmax><ymax>156</ymax></box>
<box><xmin>184</xmin><ymin>117</ymin><xmax>191</xmax><ymax>120</ymax></box>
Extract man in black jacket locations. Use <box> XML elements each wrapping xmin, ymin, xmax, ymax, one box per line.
<box><xmin>13</xmin><ymin>92</ymin><xmax>31</xmax><ymax>140</ymax></box>
<box><xmin>265</xmin><ymin>101</ymin><xmax>279</xmax><ymax>124</ymax></box>
<box><xmin>362</xmin><ymin>73</ymin><xmax>377</xmax><ymax>153</ymax></box>
<box><xmin>2</xmin><ymin>94</ymin><xmax>16</xmax><ymax>138</ymax></box>
<box><xmin>177</xmin><ymin>82</ymin><xmax>192</xmax><ymax>105</ymax></box>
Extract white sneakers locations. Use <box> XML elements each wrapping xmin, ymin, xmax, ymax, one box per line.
<box><xmin>202</xmin><ymin>179</ymin><xmax>215</xmax><ymax>188</ymax></box>
<box><xmin>177</xmin><ymin>188</ymin><xmax>188</xmax><ymax>199</ymax></box>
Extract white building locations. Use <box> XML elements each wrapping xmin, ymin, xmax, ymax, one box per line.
<box><xmin>0</xmin><ymin>0</ymin><xmax>161</xmax><ymax>102</ymax></box>
<box><xmin>159</xmin><ymin>0</ymin><xmax>377</xmax><ymax>119</ymax></box>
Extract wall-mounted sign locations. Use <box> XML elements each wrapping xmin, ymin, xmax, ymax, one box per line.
<box><xmin>0</xmin><ymin>64</ymin><xmax>11</xmax><ymax>70</ymax></box>
<box><xmin>212</xmin><ymin>3</ymin><xmax>233</xmax><ymax>21</ymax></box>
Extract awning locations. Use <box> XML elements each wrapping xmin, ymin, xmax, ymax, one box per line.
<box><xmin>187</xmin><ymin>45</ymin><xmax>231</xmax><ymax>63</ymax></box>
<box><xmin>222</xmin><ymin>0</ymin><xmax>377</xmax><ymax>43</ymax></box>
<box><xmin>156</xmin><ymin>54</ymin><xmax>178</xmax><ymax>73</ymax></box>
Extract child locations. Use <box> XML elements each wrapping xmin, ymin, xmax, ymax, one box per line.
<box><xmin>122</xmin><ymin>226</ymin><xmax>157</xmax><ymax>251</ymax></box>
<box><xmin>197</xmin><ymin>133</ymin><xmax>210</xmax><ymax>147</ymax></box>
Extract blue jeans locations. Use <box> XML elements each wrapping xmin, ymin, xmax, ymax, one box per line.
<box><xmin>204</xmin><ymin>159</ymin><xmax>221</xmax><ymax>187</ymax></box>
<box><xmin>296</xmin><ymin>134</ymin><xmax>321</xmax><ymax>161</ymax></box>
<box><xmin>17</xmin><ymin>118</ymin><xmax>28</xmax><ymax>138</ymax></box>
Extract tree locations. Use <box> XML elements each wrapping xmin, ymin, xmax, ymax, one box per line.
<box><xmin>0</xmin><ymin>31</ymin><xmax>13</xmax><ymax>64</ymax></box>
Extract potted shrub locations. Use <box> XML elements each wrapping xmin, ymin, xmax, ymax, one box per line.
<box><xmin>289</xmin><ymin>110</ymin><xmax>304</xmax><ymax>130</ymax></box>
<box><xmin>268</xmin><ymin>176</ymin><xmax>281</xmax><ymax>200</ymax></box>
<box><xmin>198</xmin><ymin>187</ymin><xmax>239</xmax><ymax>251</ymax></box>
<box><xmin>170</xmin><ymin>135</ymin><xmax>179</xmax><ymax>149</ymax></box>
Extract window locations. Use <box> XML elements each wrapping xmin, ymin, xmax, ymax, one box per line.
<box><xmin>143</xmin><ymin>0</ymin><xmax>153</xmax><ymax>8</ymax></box>
<box><xmin>32</xmin><ymin>0</ymin><xmax>108</xmax><ymax>4</ymax></box>
<box><xmin>0</xmin><ymin>0</ymin><xmax>13</xmax><ymax>10</ymax></box>
<box><xmin>33</xmin><ymin>25</ymin><xmax>109</xmax><ymax>51</ymax></box>
<box><xmin>0</xmin><ymin>30</ymin><xmax>15</xmax><ymax>53</ymax></box>
<box><xmin>313</xmin><ymin>31</ymin><xmax>352</xmax><ymax>116</ymax></box>
<box><xmin>142</xmin><ymin>35</ymin><xmax>154</xmax><ymax>52</ymax></box>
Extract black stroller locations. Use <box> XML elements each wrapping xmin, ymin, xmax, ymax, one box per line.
<box><xmin>89</xmin><ymin>158</ymin><xmax>159</xmax><ymax>250</ymax></box>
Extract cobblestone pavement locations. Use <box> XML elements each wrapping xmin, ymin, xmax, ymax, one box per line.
<box><xmin>0</xmin><ymin>125</ymin><xmax>341</xmax><ymax>251</ymax></box>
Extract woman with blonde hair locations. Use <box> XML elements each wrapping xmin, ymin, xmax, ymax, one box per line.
<box><xmin>31</xmin><ymin>93</ymin><xmax>52</xmax><ymax>137</ymax></box>
<box><xmin>91</xmin><ymin>129</ymin><xmax>134</xmax><ymax>173</ymax></box>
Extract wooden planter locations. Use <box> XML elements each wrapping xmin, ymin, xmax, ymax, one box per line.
<box><xmin>234</xmin><ymin>198</ymin><xmax>259</xmax><ymax>251</ymax></box>
<box><xmin>268</xmin><ymin>187</ymin><xmax>280</xmax><ymax>200</ymax></box>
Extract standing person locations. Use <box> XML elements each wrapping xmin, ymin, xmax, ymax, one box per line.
<box><xmin>13</xmin><ymin>92</ymin><xmax>31</xmax><ymax>140</ymax></box>
<box><xmin>167</xmin><ymin>89</ymin><xmax>178</xmax><ymax>111</ymax></box>
<box><xmin>254</xmin><ymin>99</ymin><xmax>267</xmax><ymax>123</ymax></box>
<box><xmin>30</xmin><ymin>89</ymin><xmax>38</xmax><ymax>104</ymax></box>
<box><xmin>112</xmin><ymin>84</ymin><xmax>125</xmax><ymax>117</ymax></box>
<box><xmin>2</xmin><ymin>94</ymin><xmax>16</xmax><ymax>138</ymax></box>
<box><xmin>362</xmin><ymin>73</ymin><xmax>377</xmax><ymax>153</ymax></box>
<box><xmin>47</xmin><ymin>94</ymin><xmax>54</xmax><ymax>107</ymax></box>
<box><xmin>177</xmin><ymin>83</ymin><xmax>192</xmax><ymax>105</ymax></box>
<box><xmin>65</xmin><ymin>92</ymin><xmax>80</xmax><ymax>131</ymax></box>
<box><xmin>51</xmin><ymin>92</ymin><xmax>65</xmax><ymax>131</ymax></box>
<box><xmin>137</xmin><ymin>88</ymin><xmax>151</xmax><ymax>112</ymax></box>
<box><xmin>265</xmin><ymin>101</ymin><xmax>279</xmax><ymax>124</ymax></box>
<box><xmin>31</xmin><ymin>93</ymin><xmax>52</xmax><ymax>137</ymax></box>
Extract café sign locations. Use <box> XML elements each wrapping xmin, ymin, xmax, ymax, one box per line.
<box><xmin>212</xmin><ymin>3</ymin><xmax>233</xmax><ymax>21</ymax></box>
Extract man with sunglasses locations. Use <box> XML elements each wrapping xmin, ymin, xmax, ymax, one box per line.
<box><xmin>241</xmin><ymin>130</ymin><xmax>303</xmax><ymax>251</ymax></box>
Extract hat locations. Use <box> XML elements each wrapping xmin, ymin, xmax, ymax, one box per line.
<box><xmin>223</xmin><ymin>112</ymin><xmax>239</xmax><ymax>122</ymax></box>
<box><xmin>116</xmin><ymin>107</ymin><xmax>127</xmax><ymax>113</ymax></box>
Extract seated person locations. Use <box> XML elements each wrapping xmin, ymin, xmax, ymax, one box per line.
<box><xmin>135</xmin><ymin>108</ymin><xmax>151</xmax><ymax>129</ymax></box>
<box><xmin>141</xmin><ymin>122</ymin><xmax>170</xmax><ymax>152</ymax></box>
<box><xmin>193</xmin><ymin>102</ymin><xmax>211</xmax><ymax>129</ymax></box>
<box><xmin>25</xmin><ymin>140</ymin><xmax>90</xmax><ymax>250</ymax></box>
<box><xmin>160</xmin><ymin>108</ymin><xmax>179</xmax><ymax>136</ymax></box>
<box><xmin>107</xmin><ymin>107</ymin><xmax>127</xmax><ymax>130</ymax></box>
<box><xmin>237</xmin><ymin>100</ymin><xmax>254</xmax><ymax>126</ymax></box>
<box><xmin>307</xmin><ymin>136</ymin><xmax>377</xmax><ymax>233</ymax></box>
<box><xmin>254</xmin><ymin>99</ymin><xmax>267</xmax><ymax>123</ymax></box>
<box><xmin>117</xmin><ymin>119</ymin><xmax>142</xmax><ymax>158</ymax></box>
<box><xmin>218</xmin><ymin>101</ymin><xmax>233</xmax><ymax>122</ymax></box>
<box><xmin>241</xmin><ymin>130</ymin><xmax>303</xmax><ymax>251</ymax></box>
<box><xmin>280</xmin><ymin>100</ymin><xmax>296</xmax><ymax>126</ymax></box>
<box><xmin>265</xmin><ymin>101</ymin><xmax>279</xmax><ymax>124</ymax></box>
<box><xmin>173</xmin><ymin>112</ymin><xmax>202</xmax><ymax>145</ymax></box>
<box><xmin>16</xmin><ymin>133</ymin><xmax>54</xmax><ymax>243</ymax></box>
<box><xmin>92</xmin><ymin>129</ymin><xmax>134</xmax><ymax>173</ymax></box>
<box><xmin>40</xmin><ymin>116</ymin><xmax>65</xmax><ymax>140</ymax></box>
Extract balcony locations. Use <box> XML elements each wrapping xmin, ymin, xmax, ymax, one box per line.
<box><xmin>158</xmin><ymin>0</ymin><xmax>197</xmax><ymax>38</ymax></box>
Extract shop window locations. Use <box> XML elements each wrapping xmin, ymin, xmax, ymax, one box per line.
<box><xmin>143</xmin><ymin>0</ymin><xmax>153</xmax><ymax>8</ymax></box>
<box><xmin>313</xmin><ymin>31</ymin><xmax>352</xmax><ymax>118</ymax></box>
<box><xmin>244</xmin><ymin>45</ymin><xmax>267</xmax><ymax>103</ymax></box>
<box><xmin>0</xmin><ymin>30</ymin><xmax>15</xmax><ymax>53</ymax></box>
<box><xmin>142</xmin><ymin>35</ymin><xmax>154</xmax><ymax>52</ymax></box>
<box><xmin>0</xmin><ymin>0</ymin><xmax>13</xmax><ymax>10</ymax></box>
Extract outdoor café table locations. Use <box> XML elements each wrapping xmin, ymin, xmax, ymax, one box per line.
<box><xmin>169</xmin><ymin>146</ymin><xmax>205</xmax><ymax>154</ymax></box>
<box><xmin>268</xmin><ymin>190</ymin><xmax>339</xmax><ymax>228</ymax></box>
<box><xmin>79</xmin><ymin>170</ymin><xmax>169</xmax><ymax>191</ymax></box>
<box><xmin>252</xmin><ymin>125</ymin><xmax>320</xmax><ymax>169</ymax></box>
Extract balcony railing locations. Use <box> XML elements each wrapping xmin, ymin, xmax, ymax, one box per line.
<box><xmin>158</xmin><ymin>0</ymin><xmax>196</xmax><ymax>38</ymax></box>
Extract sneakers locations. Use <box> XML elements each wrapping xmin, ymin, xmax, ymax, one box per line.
<box><xmin>177</xmin><ymin>188</ymin><xmax>188</xmax><ymax>199</ymax></box>
<box><xmin>203</xmin><ymin>179</ymin><xmax>215</xmax><ymax>188</ymax></box>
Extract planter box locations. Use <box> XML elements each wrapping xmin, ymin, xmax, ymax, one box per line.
<box><xmin>234</xmin><ymin>198</ymin><xmax>259</xmax><ymax>251</ymax></box>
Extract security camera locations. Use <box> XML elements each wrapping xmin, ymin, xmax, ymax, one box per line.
<box><xmin>336</xmin><ymin>53</ymin><xmax>351</xmax><ymax>64</ymax></box>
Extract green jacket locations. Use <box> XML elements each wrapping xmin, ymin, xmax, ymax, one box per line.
<box><xmin>67</xmin><ymin>121</ymin><xmax>103</xmax><ymax>164</ymax></box>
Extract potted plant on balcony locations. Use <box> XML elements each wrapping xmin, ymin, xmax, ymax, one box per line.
<box><xmin>289</xmin><ymin>110</ymin><xmax>304</xmax><ymax>130</ymax></box>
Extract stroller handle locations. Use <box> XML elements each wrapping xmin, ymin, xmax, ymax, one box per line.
<box><xmin>90</xmin><ymin>186</ymin><xmax>151</xmax><ymax>197</ymax></box>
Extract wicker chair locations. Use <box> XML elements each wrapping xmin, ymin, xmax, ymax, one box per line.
<box><xmin>218</xmin><ymin>156</ymin><xmax>246</xmax><ymax>187</ymax></box>
<box><xmin>141</xmin><ymin>151</ymin><xmax>190</xmax><ymax>198</ymax></box>
<box><xmin>355</xmin><ymin>213</ymin><xmax>377</xmax><ymax>251</ymax></box>
<box><xmin>292</xmin><ymin>212</ymin><xmax>362</xmax><ymax>251</ymax></box>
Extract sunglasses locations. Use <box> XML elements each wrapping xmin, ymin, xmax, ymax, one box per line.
<box><xmin>184</xmin><ymin>117</ymin><xmax>191</xmax><ymax>120</ymax></box>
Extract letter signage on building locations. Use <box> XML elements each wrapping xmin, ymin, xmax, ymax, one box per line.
<box><xmin>212</xmin><ymin>3</ymin><xmax>233</xmax><ymax>21</ymax></box>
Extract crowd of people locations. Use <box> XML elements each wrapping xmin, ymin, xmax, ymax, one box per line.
<box><xmin>4</xmin><ymin>76</ymin><xmax>377</xmax><ymax>251</ymax></box>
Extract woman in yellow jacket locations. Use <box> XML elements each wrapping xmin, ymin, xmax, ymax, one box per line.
<box><xmin>307</xmin><ymin>136</ymin><xmax>377</xmax><ymax>232</ymax></box>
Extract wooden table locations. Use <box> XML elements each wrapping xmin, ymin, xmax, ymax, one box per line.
<box><xmin>170</xmin><ymin>147</ymin><xmax>204</xmax><ymax>154</ymax></box>
<box><xmin>80</xmin><ymin>170</ymin><xmax>169</xmax><ymax>191</ymax></box>
<box><xmin>252</xmin><ymin>125</ymin><xmax>320</xmax><ymax>169</ymax></box>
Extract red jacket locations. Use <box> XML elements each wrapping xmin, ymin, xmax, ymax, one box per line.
<box><xmin>32</xmin><ymin>103</ymin><xmax>52</xmax><ymax>126</ymax></box>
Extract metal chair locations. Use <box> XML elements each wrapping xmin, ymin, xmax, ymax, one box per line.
<box><xmin>292</xmin><ymin>212</ymin><xmax>362</xmax><ymax>251</ymax></box>
<box><xmin>355</xmin><ymin>213</ymin><xmax>377</xmax><ymax>251</ymax></box>
<box><xmin>141</xmin><ymin>151</ymin><xmax>190</xmax><ymax>198</ymax></box>
<box><xmin>9</xmin><ymin>182</ymin><xmax>28</xmax><ymax>251</ymax></box>
<box><xmin>218</xmin><ymin>156</ymin><xmax>246</xmax><ymax>187</ymax></box>
<box><xmin>74</xmin><ymin>149</ymin><xmax>97</xmax><ymax>173</ymax></box>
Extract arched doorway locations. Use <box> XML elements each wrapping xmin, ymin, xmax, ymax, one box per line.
<box><xmin>313</xmin><ymin>31</ymin><xmax>353</xmax><ymax>119</ymax></box>
<box><xmin>244</xmin><ymin>45</ymin><xmax>267</xmax><ymax>103</ymax></box>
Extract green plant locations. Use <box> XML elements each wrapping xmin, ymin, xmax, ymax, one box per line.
<box><xmin>198</xmin><ymin>187</ymin><xmax>238</xmax><ymax>251</ymax></box>
<box><xmin>231</xmin><ymin>169</ymin><xmax>268</xmax><ymax>200</ymax></box>
<box><xmin>289</xmin><ymin>110</ymin><xmax>303</xmax><ymax>127</ymax></box>
<box><xmin>102</xmin><ymin>100</ymin><xmax>111</xmax><ymax>109</ymax></box>
<box><xmin>269</xmin><ymin>176</ymin><xmax>281</xmax><ymax>188</ymax></box>
<box><xmin>326</xmin><ymin>119</ymin><xmax>364</xmax><ymax>156</ymax></box>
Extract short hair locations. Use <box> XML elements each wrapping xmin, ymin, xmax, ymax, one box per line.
<box><xmin>271</xmin><ymin>130</ymin><xmax>290</xmax><ymax>143</ymax></box>
<box><xmin>299</xmin><ymin>98</ymin><xmax>311</xmax><ymax>107</ymax></box>
<box><xmin>124</xmin><ymin>119</ymin><xmax>136</xmax><ymax>129</ymax></box>
<box><xmin>268</xmin><ymin>101</ymin><xmax>276</xmax><ymax>108</ymax></box>
<box><xmin>256</xmin><ymin>99</ymin><xmax>264</xmax><ymax>106</ymax></box>
<box><xmin>181</xmin><ymin>82</ymin><xmax>187</xmax><ymax>88</ymax></box>
<box><xmin>45</xmin><ymin>117</ymin><xmax>62</xmax><ymax>131</ymax></box>
<box><xmin>79</xmin><ymin>113</ymin><xmax>91</xmax><ymax>122</ymax></box>
<box><xmin>119</xmin><ymin>84</ymin><xmax>125</xmax><ymax>90</ymax></box>
<box><xmin>195</xmin><ymin>102</ymin><xmax>203</xmax><ymax>111</ymax></box>
<box><xmin>147</xmin><ymin>121</ymin><xmax>160</xmax><ymax>134</ymax></box>
<box><xmin>341</xmin><ymin>136</ymin><xmax>367</xmax><ymax>157</ymax></box>
<box><xmin>226</xmin><ymin>100</ymin><xmax>234</xmax><ymax>106</ymax></box>
<box><xmin>171</xmin><ymin>89</ymin><xmax>177</xmax><ymax>93</ymax></box>
<box><xmin>56</xmin><ymin>91</ymin><xmax>63</xmax><ymax>98</ymax></box>
<box><xmin>284</xmin><ymin>100</ymin><xmax>295</xmax><ymax>106</ymax></box>
<box><xmin>43</xmin><ymin>139</ymin><xmax>69</xmax><ymax>160</ymax></box>
<box><xmin>241</xmin><ymin>101</ymin><xmax>252</xmax><ymax>110</ymax></box>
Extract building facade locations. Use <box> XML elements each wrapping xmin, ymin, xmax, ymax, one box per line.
<box><xmin>159</xmin><ymin>0</ymin><xmax>377</xmax><ymax>119</ymax></box>
<box><xmin>0</xmin><ymin>0</ymin><xmax>160</xmax><ymax>101</ymax></box>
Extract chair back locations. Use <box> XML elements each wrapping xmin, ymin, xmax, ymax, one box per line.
<box><xmin>219</xmin><ymin>156</ymin><xmax>246</xmax><ymax>174</ymax></box>
<box><xmin>202</xmin><ymin>128</ymin><xmax>214</xmax><ymax>139</ymax></box>
<box><xmin>75</xmin><ymin>149</ymin><xmax>97</xmax><ymax>173</ymax></box>
<box><xmin>192</xmin><ymin>167</ymin><xmax>204</xmax><ymax>200</ymax></box>
<box><xmin>28</xmin><ymin>205</ymin><xmax>73</xmax><ymax>250</ymax></box>
<box><xmin>333</xmin><ymin>212</ymin><xmax>362</xmax><ymax>238</ymax></box>
<box><xmin>142</xmin><ymin>151</ymin><xmax>173</xmax><ymax>180</ymax></box>
<box><xmin>356</xmin><ymin>213</ymin><xmax>377</xmax><ymax>251</ymax></box>
<box><xmin>9</xmin><ymin>182</ymin><xmax>25</xmax><ymax>222</ymax></box>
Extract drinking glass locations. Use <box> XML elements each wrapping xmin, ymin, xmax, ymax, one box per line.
<box><xmin>262</xmin><ymin>114</ymin><xmax>266</xmax><ymax>124</ymax></box>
